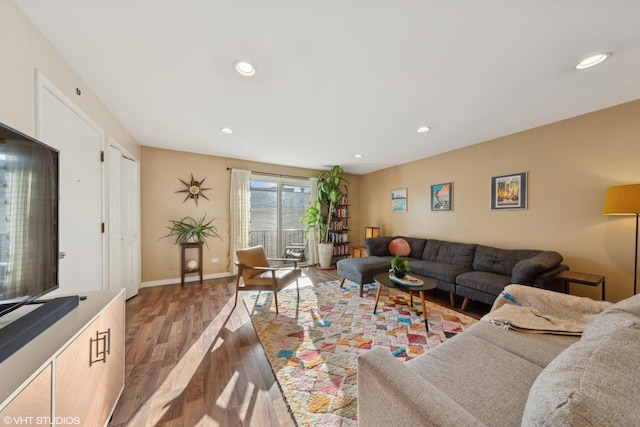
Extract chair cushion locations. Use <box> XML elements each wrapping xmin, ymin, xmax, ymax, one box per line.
<box><xmin>245</xmin><ymin>268</ymin><xmax>302</xmax><ymax>288</ymax></box>
<box><xmin>236</xmin><ymin>245</ymin><xmax>270</xmax><ymax>280</ymax></box>
<box><xmin>388</xmin><ymin>238</ymin><xmax>411</xmax><ymax>257</ymax></box>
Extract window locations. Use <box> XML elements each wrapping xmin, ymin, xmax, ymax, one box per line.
<box><xmin>250</xmin><ymin>177</ymin><xmax>310</xmax><ymax>260</ymax></box>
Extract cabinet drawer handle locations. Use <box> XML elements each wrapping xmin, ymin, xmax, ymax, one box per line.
<box><xmin>89</xmin><ymin>328</ymin><xmax>111</xmax><ymax>366</ymax></box>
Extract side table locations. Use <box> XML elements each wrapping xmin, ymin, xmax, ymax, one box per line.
<box><xmin>180</xmin><ymin>242</ymin><xmax>203</xmax><ymax>286</ymax></box>
<box><xmin>352</xmin><ymin>245</ymin><xmax>368</xmax><ymax>258</ymax></box>
<box><xmin>554</xmin><ymin>270</ymin><xmax>605</xmax><ymax>300</ymax></box>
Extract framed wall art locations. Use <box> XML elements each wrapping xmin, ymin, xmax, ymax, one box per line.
<box><xmin>491</xmin><ymin>172</ymin><xmax>527</xmax><ymax>210</ymax></box>
<box><xmin>431</xmin><ymin>182</ymin><xmax>453</xmax><ymax>211</ymax></box>
<box><xmin>391</xmin><ymin>188</ymin><xmax>407</xmax><ymax>212</ymax></box>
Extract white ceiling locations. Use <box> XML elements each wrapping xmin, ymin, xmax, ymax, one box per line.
<box><xmin>14</xmin><ymin>0</ymin><xmax>640</xmax><ymax>175</ymax></box>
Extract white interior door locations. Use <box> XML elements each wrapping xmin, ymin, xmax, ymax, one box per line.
<box><xmin>37</xmin><ymin>74</ymin><xmax>104</xmax><ymax>295</ymax></box>
<box><xmin>107</xmin><ymin>143</ymin><xmax>140</xmax><ymax>299</ymax></box>
<box><xmin>121</xmin><ymin>156</ymin><xmax>140</xmax><ymax>298</ymax></box>
<box><xmin>108</xmin><ymin>146</ymin><xmax>122</xmax><ymax>293</ymax></box>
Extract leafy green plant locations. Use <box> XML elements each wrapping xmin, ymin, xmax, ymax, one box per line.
<box><xmin>161</xmin><ymin>214</ymin><xmax>222</xmax><ymax>249</ymax></box>
<box><xmin>301</xmin><ymin>200</ymin><xmax>326</xmax><ymax>241</ymax></box>
<box><xmin>390</xmin><ymin>256</ymin><xmax>410</xmax><ymax>278</ymax></box>
<box><xmin>302</xmin><ymin>165</ymin><xmax>349</xmax><ymax>243</ymax></box>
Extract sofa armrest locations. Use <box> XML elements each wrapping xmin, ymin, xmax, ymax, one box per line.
<box><xmin>511</xmin><ymin>251</ymin><xmax>563</xmax><ymax>284</ymax></box>
<box><xmin>358</xmin><ymin>347</ymin><xmax>483</xmax><ymax>427</ymax></box>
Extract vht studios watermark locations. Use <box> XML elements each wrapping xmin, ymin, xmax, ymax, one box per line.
<box><xmin>4</xmin><ymin>416</ymin><xmax>81</xmax><ymax>425</ymax></box>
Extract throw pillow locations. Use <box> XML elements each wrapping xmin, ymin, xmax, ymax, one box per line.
<box><xmin>388</xmin><ymin>238</ymin><xmax>411</xmax><ymax>257</ymax></box>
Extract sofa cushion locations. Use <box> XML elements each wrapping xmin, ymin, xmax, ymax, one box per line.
<box><xmin>407</xmin><ymin>332</ymin><xmax>543</xmax><ymax>426</ymax></box>
<box><xmin>422</xmin><ymin>239</ymin><xmax>476</xmax><ymax>269</ymax></box>
<box><xmin>455</xmin><ymin>271</ymin><xmax>512</xmax><ymax>295</ymax></box>
<box><xmin>388</xmin><ymin>238</ymin><xmax>411</xmax><ymax>257</ymax></box>
<box><xmin>522</xmin><ymin>327</ymin><xmax>640</xmax><ymax>426</ymax></box>
<box><xmin>364</xmin><ymin>236</ymin><xmax>394</xmax><ymax>257</ymax></box>
<box><xmin>473</xmin><ymin>245</ymin><xmax>540</xmax><ymax>276</ymax></box>
<box><xmin>395</xmin><ymin>236</ymin><xmax>427</xmax><ymax>259</ymax></box>
<box><xmin>467</xmin><ymin>321</ymin><xmax>578</xmax><ymax>368</ymax></box>
<box><xmin>409</xmin><ymin>260</ymin><xmax>470</xmax><ymax>283</ymax></box>
<box><xmin>582</xmin><ymin>293</ymin><xmax>640</xmax><ymax>340</ymax></box>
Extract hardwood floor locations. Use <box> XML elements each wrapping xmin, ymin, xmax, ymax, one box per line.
<box><xmin>109</xmin><ymin>267</ymin><xmax>490</xmax><ymax>427</ymax></box>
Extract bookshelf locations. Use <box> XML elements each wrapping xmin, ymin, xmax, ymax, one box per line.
<box><xmin>328</xmin><ymin>194</ymin><xmax>350</xmax><ymax>262</ymax></box>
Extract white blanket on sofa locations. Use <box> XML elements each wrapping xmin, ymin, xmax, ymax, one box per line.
<box><xmin>482</xmin><ymin>284</ymin><xmax>612</xmax><ymax>335</ymax></box>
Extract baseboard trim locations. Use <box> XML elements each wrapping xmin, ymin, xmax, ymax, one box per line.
<box><xmin>141</xmin><ymin>272</ymin><xmax>235</xmax><ymax>288</ymax></box>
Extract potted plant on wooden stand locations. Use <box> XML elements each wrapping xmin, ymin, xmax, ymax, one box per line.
<box><xmin>161</xmin><ymin>214</ymin><xmax>222</xmax><ymax>249</ymax></box>
<box><xmin>302</xmin><ymin>165</ymin><xmax>349</xmax><ymax>268</ymax></box>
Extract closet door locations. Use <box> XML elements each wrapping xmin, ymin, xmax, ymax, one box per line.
<box><xmin>121</xmin><ymin>156</ymin><xmax>139</xmax><ymax>299</ymax></box>
<box><xmin>108</xmin><ymin>146</ymin><xmax>122</xmax><ymax>293</ymax></box>
<box><xmin>107</xmin><ymin>144</ymin><xmax>140</xmax><ymax>299</ymax></box>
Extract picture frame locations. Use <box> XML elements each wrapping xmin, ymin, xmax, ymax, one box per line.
<box><xmin>391</xmin><ymin>188</ymin><xmax>407</xmax><ymax>212</ymax></box>
<box><xmin>491</xmin><ymin>172</ymin><xmax>527</xmax><ymax>210</ymax></box>
<box><xmin>431</xmin><ymin>182</ymin><xmax>453</xmax><ymax>211</ymax></box>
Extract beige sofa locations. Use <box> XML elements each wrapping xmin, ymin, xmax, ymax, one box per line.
<box><xmin>357</xmin><ymin>285</ymin><xmax>640</xmax><ymax>426</ymax></box>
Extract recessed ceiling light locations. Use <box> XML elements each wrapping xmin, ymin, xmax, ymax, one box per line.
<box><xmin>220</xmin><ymin>128</ymin><xmax>234</xmax><ymax>134</ymax></box>
<box><xmin>354</xmin><ymin>154</ymin><xmax>363</xmax><ymax>159</ymax></box>
<box><xmin>575</xmin><ymin>52</ymin><xmax>611</xmax><ymax>70</ymax></box>
<box><xmin>234</xmin><ymin>60</ymin><xmax>256</xmax><ymax>76</ymax></box>
<box><xmin>417</xmin><ymin>126</ymin><xmax>431</xmax><ymax>133</ymax></box>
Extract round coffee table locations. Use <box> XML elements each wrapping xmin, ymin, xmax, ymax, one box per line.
<box><xmin>373</xmin><ymin>272</ymin><xmax>437</xmax><ymax>331</ymax></box>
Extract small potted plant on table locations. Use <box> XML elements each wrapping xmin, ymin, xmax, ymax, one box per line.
<box><xmin>390</xmin><ymin>256</ymin><xmax>410</xmax><ymax>278</ymax></box>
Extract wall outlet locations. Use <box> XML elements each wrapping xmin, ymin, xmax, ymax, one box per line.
<box><xmin>211</xmin><ymin>257</ymin><xmax>219</xmax><ymax>263</ymax></box>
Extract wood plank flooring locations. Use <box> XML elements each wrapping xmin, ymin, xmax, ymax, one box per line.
<box><xmin>108</xmin><ymin>267</ymin><xmax>490</xmax><ymax>427</ymax></box>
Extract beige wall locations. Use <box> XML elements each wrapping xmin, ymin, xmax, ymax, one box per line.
<box><xmin>0</xmin><ymin>0</ymin><xmax>139</xmax><ymax>158</ymax></box>
<box><xmin>358</xmin><ymin>99</ymin><xmax>640</xmax><ymax>302</ymax></box>
<box><xmin>142</xmin><ymin>101</ymin><xmax>639</xmax><ymax>301</ymax></box>
<box><xmin>140</xmin><ymin>147</ymin><xmax>361</xmax><ymax>284</ymax></box>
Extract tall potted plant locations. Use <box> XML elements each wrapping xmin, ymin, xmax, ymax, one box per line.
<box><xmin>302</xmin><ymin>165</ymin><xmax>348</xmax><ymax>268</ymax></box>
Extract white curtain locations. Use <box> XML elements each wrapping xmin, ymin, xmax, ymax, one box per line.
<box><xmin>229</xmin><ymin>168</ymin><xmax>251</xmax><ymax>274</ymax></box>
<box><xmin>306</xmin><ymin>177</ymin><xmax>319</xmax><ymax>265</ymax></box>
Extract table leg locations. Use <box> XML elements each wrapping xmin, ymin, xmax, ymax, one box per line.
<box><xmin>373</xmin><ymin>283</ymin><xmax>383</xmax><ymax>314</ymax></box>
<box><xmin>419</xmin><ymin>291</ymin><xmax>429</xmax><ymax>332</ymax></box>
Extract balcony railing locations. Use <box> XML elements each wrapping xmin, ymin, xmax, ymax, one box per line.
<box><xmin>249</xmin><ymin>228</ymin><xmax>306</xmax><ymax>259</ymax></box>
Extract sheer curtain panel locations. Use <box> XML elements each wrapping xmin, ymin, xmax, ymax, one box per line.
<box><xmin>306</xmin><ymin>177</ymin><xmax>319</xmax><ymax>265</ymax></box>
<box><xmin>229</xmin><ymin>169</ymin><xmax>251</xmax><ymax>274</ymax></box>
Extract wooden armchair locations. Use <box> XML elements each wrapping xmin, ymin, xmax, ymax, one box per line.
<box><xmin>234</xmin><ymin>245</ymin><xmax>302</xmax><ymax>314</ymax></box>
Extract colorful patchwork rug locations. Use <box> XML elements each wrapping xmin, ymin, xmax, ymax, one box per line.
<box><xmin>243</xmin><ymin>279</ymin><xmax>477</xmax><ymax>426</ymax></box>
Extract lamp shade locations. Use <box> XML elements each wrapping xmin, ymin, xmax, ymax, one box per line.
<box><xmin>602</xmin><ymin>184</ymin><xmax>640</xmax><ymax>215</ymax></box>
<box><xmin>365</xmin><ymin>227</ymin><xmax>380</xmax><ymax>238</ymax></box>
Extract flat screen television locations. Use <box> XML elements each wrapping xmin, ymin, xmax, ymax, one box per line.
<box><xmin>0</xmin><ymin>122</ymin><xmax>59</xmax><ymax>317</ymax></box>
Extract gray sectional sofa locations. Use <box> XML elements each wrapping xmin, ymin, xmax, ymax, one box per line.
<box><xmin>336</xmin><ymin>236</ymin><xmax>567</xmax><ymax>308</ymax></box>
<box><xmin>357</xmin><ymin>286</ymin><xmax>640</xmax><ymax>426</ymax></box>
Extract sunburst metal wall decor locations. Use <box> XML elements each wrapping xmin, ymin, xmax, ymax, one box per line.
<box><xmin>177</xmin><ymin>174</ymin><xmax>212</xmax><ymax>205</ymax></box>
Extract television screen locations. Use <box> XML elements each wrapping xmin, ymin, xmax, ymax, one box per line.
<box><xmin>0</xmin><ymin>123</ymin><xmax>59</xmax><ymax>317</ymax></box>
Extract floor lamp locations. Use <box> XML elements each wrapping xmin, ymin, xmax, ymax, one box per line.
<box><xmin>602</xmin><ymin>184</ymin><xmax>640</xmax><ymax>295</ymax></box>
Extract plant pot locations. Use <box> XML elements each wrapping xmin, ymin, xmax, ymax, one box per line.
<box><xmin>318</xmin><ymin>242</ymin><xmax>334</xmax><ymax>268</ymax></box>
<box><xmin>393</xmin><ymin>272</ymin><xmax>405</xmax><ymax>279</ymax></box>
